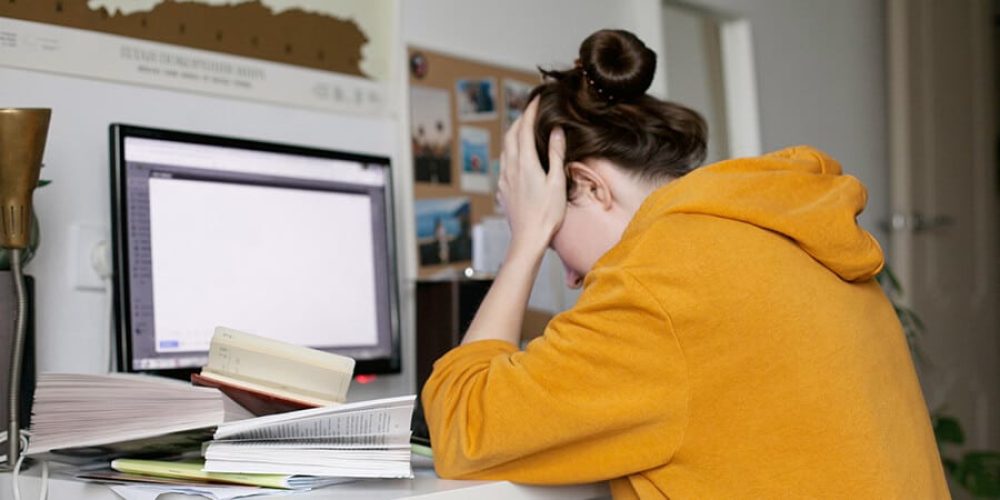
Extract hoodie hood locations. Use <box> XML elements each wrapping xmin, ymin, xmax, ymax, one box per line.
<box><xmin>634</xmin><ymin>146</ymin><xmax>884</xmax><ymax>282</ymax></box>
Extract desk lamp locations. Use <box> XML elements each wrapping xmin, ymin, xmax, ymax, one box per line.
<box><xmin>0</xmin><ymin>108</ymin><xmax>50</xmax><ymax>470</ymax></box>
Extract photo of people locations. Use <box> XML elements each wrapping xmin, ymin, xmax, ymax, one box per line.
<box><xmin>503</xmin><ymin>79</ymin><xmax>534</xmax><ymax>131</ymax></box>
<box><xmin>410</xmin><ymin>85</ymin><xmax>453</xmax><ymax>184</ymax></box>
<box><xmin>459</xmin><ymin>126</ymin><xmax>491</xmax><ymax>193</ymax></box>
<box><xmin>415</xmin><ymin>197</ymin><xmax>473</xmax><ymax>267</ymax></box>
<box><xmin>456</xmin><ymin>78</ymin><xmax>497</xmax><ymax>120</ymax></box>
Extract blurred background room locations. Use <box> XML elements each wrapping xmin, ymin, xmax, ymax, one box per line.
<box><xmin>0</xmin><ymin>1</ymin><xmax>996</xmax><ymax>497</ymax></box>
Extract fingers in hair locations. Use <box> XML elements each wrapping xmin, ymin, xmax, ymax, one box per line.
<box><xmin>517</xmin><ymin>98</ymin><xmax>540</xmax><ymax>163</ymax></box>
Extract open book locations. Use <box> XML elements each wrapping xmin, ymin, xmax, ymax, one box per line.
<box><xmin>25</xmin><ymin>373</ymin><xmax>253</xmax><ymax>461</ymax></box>
<box><xmin>191</xmin><ymin>327</ymin><xmax>356</xmax><ymax>415</ymax></box>
<box><xmin>204</xmin><ymin>395</ymin><xmax>416</xmax><ymax>479</ymax></box>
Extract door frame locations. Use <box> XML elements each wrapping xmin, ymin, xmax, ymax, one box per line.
<box><xmin>886</xmin><ymin>0</ymin><xmax>1000</xmax><ymax>447</ymax></box>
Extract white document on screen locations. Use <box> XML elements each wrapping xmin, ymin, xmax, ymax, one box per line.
<box><xmin>147</xmin><ymin>176</ymin><xmax>379</xmax><ymax>353</ymax></box>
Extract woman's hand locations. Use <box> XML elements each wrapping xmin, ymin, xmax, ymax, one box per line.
<box><xmin>461</xmin><ymin>98</ymin><xmax>564</xmax><ymax>346</ymax></box>
<box><xmin>498</xmin><ymin>98</ymin><xmax>567</xmax><ymax>259</ymax></box>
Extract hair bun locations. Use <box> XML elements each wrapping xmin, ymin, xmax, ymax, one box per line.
<box><xmin>578</xmin><ymin>30</ymin><xmax>656</xmax><ymax>102</ymax></box>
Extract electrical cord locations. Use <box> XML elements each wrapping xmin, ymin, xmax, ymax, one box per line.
<box><xmin>2</xmin><ymin>430</ymin><xmax>47</xmax><ymax>500</ymax></box>
<box><xmin>0</xmin><ymin>429</ymin><xmax>26</xmax><ymax>464</ymax></box>
<box><xmin>2</xmin><ymin>239</ymin><xmax>109</xmax><ymax>499</ymax></box>
<box><xmin>8</xmin><ymin>249</ymin><xmax>27</xmax><ymax>466</ymax></box>
<box><xmin>3</xmin><ymin>239</ymin><xmax>109</xmax><ymax>499</ymax></box>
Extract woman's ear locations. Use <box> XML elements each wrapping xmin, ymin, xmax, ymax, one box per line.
<box><xmin>566</xmin><ymin>162</ymin><xmax>614</xmax><ymax>210</ymax></box>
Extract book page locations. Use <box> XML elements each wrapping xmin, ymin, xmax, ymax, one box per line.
<box><xmin>216</xmin><ymin>405</ymin><xmax>413</xmax><ymax>442</ymax></box>
<box><xmin>212</xmin><ymin>433</ymin><xmax>410</xmax><ymax>447</ymax></box>
<box><xmin>214</xmin><ymin>395</ymin><xmax>414</xmax><ymax>439</ymax></box>
<box><xmin>204</xmin><ymin>459</ymin><xmax>412</xmax><ymax>478</ymax></box>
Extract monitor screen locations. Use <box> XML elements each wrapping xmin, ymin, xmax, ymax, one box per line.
<box><xmin>110</xmin><ymin>125</ymin><xmax>400</xmax><ymax>379</ymax></box>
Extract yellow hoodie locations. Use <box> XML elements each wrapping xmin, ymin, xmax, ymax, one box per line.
<box><xmin>423</xmin><ymin>146</ymin><xmax>950</xmax><ymax>499</ymax></box>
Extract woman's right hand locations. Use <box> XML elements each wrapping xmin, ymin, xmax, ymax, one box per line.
<box><xmin>497</xmin><ymin>98</ymin><xmax>568</xmax><ymax>259</ymax></box>
<box><xmin>460</xmin><ymin>98</ymin><xmax>566</xmax><ymax>346</ymax></box>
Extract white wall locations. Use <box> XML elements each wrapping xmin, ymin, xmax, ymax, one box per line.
<box><xmin>404</xmin><ymin>0</ymin><xmax>890</xmax><ymax>304</ymax></box>
<box><xmin>403</xmin><ymin>0</ymin><xmax>654</xmax><ymax>76</ymax></box>
<box><xmin>0</xmin><ymin>0</ymin><xmax>651</xmax><ymax>397</ymax></box>
<box><xmin>661</xmin><ymin>3</ymin><xmax>730</xmax><ymax>164</ymax></box>
<box><xmin>0</xmin><ymin>65</ymin><xmax>412</xmax><ymax>399</ymax></box>
<box><xmin>0</xmin><ymin>0</ymin><xmax>889</xmax><ymax>397</ymax></box>
<box><xmin>665</xmin><ymin>0</ymin><xmax>890</xmax><ymax>245</ymax></box>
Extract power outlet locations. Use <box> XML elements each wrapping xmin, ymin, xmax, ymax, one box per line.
<box><xmin>71</xmin><ymin>223</ymin><xmax>108</xmax><ymax>291</ymax></box>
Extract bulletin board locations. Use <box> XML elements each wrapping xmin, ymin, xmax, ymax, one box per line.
<box><xmin>407</xmin><ymin>46</ymin><xmax>539</xmax><ymax>278</ymax></box>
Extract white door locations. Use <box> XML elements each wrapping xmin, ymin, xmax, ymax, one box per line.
<box><xmin>888</xmin><ymin>0</ymin><xmax>1000</xmax><ymax>450</ymax></box>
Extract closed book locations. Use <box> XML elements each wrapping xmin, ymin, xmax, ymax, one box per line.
<box><xmin>190</xmin><ymin>373</ymin><xmax>315</xmax><ymax>416</ymax></box>
<box><xmin>192</xmin><ymin>326</ymin><xmax>355</xmax><ymax>416</ymax></box>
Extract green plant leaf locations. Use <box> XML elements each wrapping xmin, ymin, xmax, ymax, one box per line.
<box><xmin>934</xmin><ymin>416</ymin><xmax>965</xmax><ymax>445</ymax></box>
<box><xmin>908</xmin><ymin>309</ymin><xmax>926</xmax><ymax>332</ymax></box>
<box><xmin>877</xmin><ymin>267</ymin><xmax>902</xmax><ymax>294</ymax></box>
<box><xmin>37</xmin><ymin>179</ymin><xmax>51</xmax><ymax>187</ymax></box>
<box><xmin>957</xmin><ymin>451</ymin><xmax>1000</xmax><ymax>497</ymax></box>
<box><xmin>943</xmin><ymin>457</ymin><xmax>959</xmax><ymax>476</ymax></box>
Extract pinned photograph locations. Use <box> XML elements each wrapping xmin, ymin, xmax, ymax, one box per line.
<box><xmin>503</xmin><ymin>79</ymin><xmax>534</xmax><ymax>131</ymax></box>
<box><xmin>455</xmin><ymin>78</ymin><xmax>497</xmax><ymax>120</ymax></box>
<box><xmin>410</xmin><ymin>86</ymin><xmax>453</xmax><ymax>184</ymax></box>
<box><xmin>459</xmin><ymin>126</ymin><xmax>491</xmax><ymax>194</ymax></box>
<box><xmin>415</xmin><ymin>197</ymin><xmax>472</xmax><ymax>267</ymax></box>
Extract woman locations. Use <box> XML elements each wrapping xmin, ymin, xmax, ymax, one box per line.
<box><xmin>422</xmin><ymin>29</ymin><xmax>948</xmax><ymax>499</ymax></box>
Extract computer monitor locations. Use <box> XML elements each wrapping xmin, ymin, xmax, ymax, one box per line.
<box><xmin>110</xmin><ymin>124</ymin><xmax>400</xmax><ymax>379</ymax></box>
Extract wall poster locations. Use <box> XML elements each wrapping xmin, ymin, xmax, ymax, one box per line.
<box><xmin>0</xmin><ymin>0</ymin><xmax>394</xmax><ymax>114</ymax></box>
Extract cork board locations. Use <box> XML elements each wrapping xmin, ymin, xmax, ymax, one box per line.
<box><xmin>0</xmin><ymin>0</ymin><xmax>369</xmax><ymax>77</ymax></box>
<box><xmin>408</xmin><ymin>46</ymin><xmax>554</xmax><ymax>340</ymax></box>
<box><xmin>408</xmin><ymin>46</ymin><xmax>540</xmax><ymax>278</ymax></box>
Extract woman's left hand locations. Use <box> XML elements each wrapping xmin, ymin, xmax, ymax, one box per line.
<box><xmin>497</xmin><ymin>97</ymin><xmax>567</xmax><ymax>258</ymax></box>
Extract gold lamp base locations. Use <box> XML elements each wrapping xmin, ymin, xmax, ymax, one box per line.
<box><xmin>0</xmin><ymin>108</ymin><xmax>51</xmax><ymax>469</ymax></box>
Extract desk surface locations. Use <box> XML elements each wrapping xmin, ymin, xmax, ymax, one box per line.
<box><xmin>0</xmin><ymin>457</ymin><xmax>611</xmax><ymax>499</ymax></box>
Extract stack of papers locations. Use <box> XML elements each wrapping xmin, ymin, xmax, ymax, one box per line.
<box><xmin>26</xmin><ymin>373</ymin><xmax>250</xmax><ymax>459</ymax></box>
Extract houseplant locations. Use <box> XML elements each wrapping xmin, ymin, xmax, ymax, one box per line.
<box><xmin>878</xmin><ymin>267</ymin><xmax>1000</xmax><ymax>498</ymax></box>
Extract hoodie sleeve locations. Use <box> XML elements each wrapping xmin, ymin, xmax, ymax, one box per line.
<box><xmin>422</xmin><ymin>267</ymin><xmax>689</xmax><ymax>484</ymax></box>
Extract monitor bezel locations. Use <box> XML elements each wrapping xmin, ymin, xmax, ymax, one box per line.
<box><xmin>109</xmin><ymin>124</ymin><xmax>402</xmax><ymax>380</ymax></box>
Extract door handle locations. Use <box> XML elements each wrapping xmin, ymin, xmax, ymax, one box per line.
<box><xmin>883</xmin><ymin>213</ymin><xmax>956</xmax><ymax>232</ymax></box>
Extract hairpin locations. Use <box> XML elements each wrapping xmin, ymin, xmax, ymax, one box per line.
<box><xmin>580</xmin><ymin>66</ymin><xmax>615</xmax><ymax>102</ymax></box>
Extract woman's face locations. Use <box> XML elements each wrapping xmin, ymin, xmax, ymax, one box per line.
<box><xmin>549</xmin><ymin>194</ymin><xmax>623</xmax><ymax>289</ymax></box>
<box><xmin>547</xmin><ymin>157</ymin><xmax>658</xmax><ymax>288</ymax></box>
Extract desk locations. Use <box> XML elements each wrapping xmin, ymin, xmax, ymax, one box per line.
<box><xmin>0</xmin><ymin>457</ymin><xmax>611</xmax><ymax>499</ymax></box>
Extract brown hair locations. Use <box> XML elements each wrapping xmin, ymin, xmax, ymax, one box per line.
<box><xmin>529</xmin><ymin>29</ymin><xmax>708</xmax><ymax>192</ymax></box>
